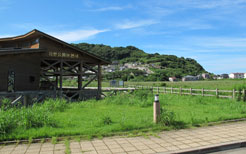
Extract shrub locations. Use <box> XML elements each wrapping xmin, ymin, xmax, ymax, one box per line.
<box><xmin>1</xmin><ymin>98</ymin><xmax>12</xmax><ymax>110</ymax></box>
<box><xmin>159</xmin><ymin>108</ymin><xmax>176</xmax><ymax>126</ymax></box>
<box><xmin>160</xmin><ymin>83</ymin><xmax>166</xmax><ymax>87</ymax></box>
<box><xmin>0</xmin><ymin>109</ymin><xmax>18</xmax><ymax>135</ymax></box>
<box><xmin>101</xmin><ymin>116</ymin><xmax>112</xmax><ymax>125</ymax></box>
<box><xmin>0</xmin><ymin>102</ymin><xmax>57</xmax><ymax>137</ymax></box>
<box><xmin>18</xmin><ymin>105</ymin><xmax>56</xmax><ymax>129</ymax></box>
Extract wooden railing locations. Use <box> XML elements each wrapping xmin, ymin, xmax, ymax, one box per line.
<box><xmin>127</xmin><ymin>85</ymin><xmax>245</xmax><ymax>100</ymax></box>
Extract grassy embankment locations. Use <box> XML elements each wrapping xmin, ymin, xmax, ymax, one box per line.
<box><xmin>1</xmin><ymin>90</ymin><xmax>246</xmax><ymax>142</ymax></box>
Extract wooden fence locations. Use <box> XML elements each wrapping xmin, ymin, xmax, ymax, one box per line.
<box><xmin>127</xmin><ymin>85</ymin><xmax>246</xmax><ymax>100</ymax></box>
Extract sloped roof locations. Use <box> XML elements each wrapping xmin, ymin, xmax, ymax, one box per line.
<box><xmin>0</xmin><ymin>29</ymin><xmax>110</xmax><ymax>64</ymax></box>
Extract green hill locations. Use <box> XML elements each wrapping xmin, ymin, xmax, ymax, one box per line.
<box><xmin>72</xmin><ymin>43</ymin><xmax>206</xmax><ymax>81</ymax></box>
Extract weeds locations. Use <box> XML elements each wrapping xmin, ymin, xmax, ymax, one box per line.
<box><xmin>159</xmin><ymin>108</ymin><xmax>176</xmax><ymax>126</ymax></box>
<box><xmin>101</xmin><ymin>116</ymin><xmax>112</xmax><ymax>125</ymax></box>
<box><xmin>65</xmin><ymin>139</ymin><xmax>71</xmax><ymax>154</ymax></box>
<box><xmin>51</xmin><ymin>137</ymin><xmax>57</xmax><ymax>144</ymax></box>
<box><xmin>28</xmin><ymin>137</ymin><xmax>33</xmax><ymax>144</ymax></box>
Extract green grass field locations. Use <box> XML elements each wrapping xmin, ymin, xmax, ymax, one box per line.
<box><xmin>124</xmin><ymin>79</ymin><xmax>246</xmax><ymax>90</ymax></box>
<box><xmin>63</xmin><ymin>79</ymin><xmax>246</xmax><ymax>90</ymax></box>
<box><xmin>1</xmin><ymin>90</ymin><xmax>246</xmax><ymax>141</ymax></box>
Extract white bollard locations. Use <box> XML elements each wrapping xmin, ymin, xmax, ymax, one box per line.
<box><xmin>153</xmin><ymin>94</ymin><xmax>161</xmax><ymax>124</ymax></box>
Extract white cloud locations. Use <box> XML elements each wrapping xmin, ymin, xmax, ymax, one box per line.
<box><xmin>51</xmin><ymin>29</ymin><xmax>109</xmax><ymax>42</ymax></box>
<box><xmin>115</xmin><ymin>19</ymin><xmax>158</xmax><ymax>30</ymax></box>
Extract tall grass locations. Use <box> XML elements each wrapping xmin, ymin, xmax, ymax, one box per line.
<box><xmin>0</xmin><ymin>99</ymin><xmax>67</xmax><ymax>139</ymax></box>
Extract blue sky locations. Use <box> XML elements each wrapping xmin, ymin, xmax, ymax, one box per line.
<box><xmin>0</xmin><ymin>0</ymin><xmax>246</xmax><ymax>74</ymax></box>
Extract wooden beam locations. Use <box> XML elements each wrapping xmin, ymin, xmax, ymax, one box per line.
<box><xmin>64</xmin><ymin>61</ymin><xmax>80</xmax><ymax>73</ymax></box>
<box><xmin>41</xmin><ymin>60</ymin><xmax>60</xmax><ymax>71</ymax></box>
<box><xmin>59</xmin><ymin>60</ymin><xmax>63</xmax><ymax>98</ymax></box>
<box><xmin>83</xmin><ymin>63</ymin><xmax>97</xmax><ymax>73</ymax></box>
<box><xmin>97</xmin><ymin>64</ymin><xmax>102</xmax><ymax>99</ymax></box>
<box><xmin>78</xmin><ymin>61</ymin><xmax>83</xmax><ymax>90</ymax></box>
<box><xmin>82</xmin><ymin>76</ymin><xmax>97</xmax><ymax>89</ymax></box>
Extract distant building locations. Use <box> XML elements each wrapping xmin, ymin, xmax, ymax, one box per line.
<box><xmin>216</xmin><ymin>74</ymin><xmax>229</xmax><ymax>80</ymax></box>
<box><xmin>229</xmin><ymin>73</ymin><xmax>244</xmax><ymax>79</ymax></box>
<box><xmin>182</xmin><ymin>75</ymin><xmax>198</xmax><ymax>81</ymax></box>
<box><xmin>202</xmin><ymin>73</ymin><xmax>210</xmax><ymax>79</ymax></box>
<box><xmin>169</xmin><ymin>77</ymin><xmax>177</xmax><ymax>82</ymax></box>
<box><xmin>213</xmin><ymin>75</ymin><xmax>218</xmax><ymax>80</ymax></box>
<box><xmin>196</xmin><ymin>74</ymin><xmax>203</xmax><ymax>80</ymax></box>
<box><xmin>221</xmin><ymin>74</ymin><xmax>229</xmax><ymax>79</ymax></box>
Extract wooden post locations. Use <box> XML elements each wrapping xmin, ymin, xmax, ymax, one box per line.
<box><xmin>190</xmin><ymin>88</ymin><xmax>192</xmax><ymax>95</ymax></box>
<box><xmin>180</xmin><ymin>87</ymin><xmax>182</xmax><ymax>95</ymax></box>
<box><xmin>216</xmin><ymin>88</ymin><xmax>218</xmax><ymax>98</ymax></box>
<box><xmin>153</xmin><ymin>95</ymin><xmax>160</xmax><ymax>124</ymax></box>
<box><xmin>23</xmin><ymin>95</ymin><xmax>29</xmax><ymax>107</ymax></box>
<box><xmin>232</xmin><ymin>89</ymin><xmax>236</xmax><ymax>99</ymax></box>
<box><xmin>243</xmin><ymin>89</ymin><xmax>246</xmax><ymax>102</ymax></box>
<box><xmin>97</xmin><ymin>64</ymin><xmax>102</xmax><ymax>100</ymax></box>
<box><xmin>78</xmin><ymin>61</ymin><xmax>83</xmax><ymax>90</ymax></box>
<box><xmin>55</xmin><ymin>75</ymin><xmax>58</xmax><ymax>90</ymax></box>
<box><xmin>171</xmin><ymin>87</ymin><xmax>173</xmax><ymax>94</ymax></box>
<box><xmin>202</xmin><ymin>88</ymin><xmax>204</xmax><ymax>96</ymax></box>
<box><xmin>59</xmin><ymin>60</ymin><xmax>63</xmax><ymax>98</ymax></box>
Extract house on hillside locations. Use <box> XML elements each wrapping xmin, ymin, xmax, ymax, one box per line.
<box><xmin>220</xmin><ymin>74</ymin><xmax>229</xmax><ymax>79</ymax></box>
<box><xmin>0</xmin><ymin>29</ymin><xmax>110</xmax><ymax>101</ymax></box>
<box><xmin>213</xmin><ymin>75</ymin><xmax>218</xmax><ymax>80</ymax></box>
<box><xmin>169</xmin><ymin>77</ymin><xmax>177</xmax><ymax>82</ymax></box>
<box><xmin>229</xmin><ymin>73</ymin><xmax>244</xmax><ymax>79</ymax></box>
<box><xmin>182</xmin><ymin>75</ymin><xmax>198</xmax><ymax>81</ymax></box>
<box><xmin>202</xmin><ymin>73</ymin><xmax>210</xmax><ymax>79</ymax></box>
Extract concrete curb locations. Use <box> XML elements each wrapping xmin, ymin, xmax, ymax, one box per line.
<box><xmin>170</xmin><ymin>140</ymin><xmax>246</xmax><ymax>154</ymax></box>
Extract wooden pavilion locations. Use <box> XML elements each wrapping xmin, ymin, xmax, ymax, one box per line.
<box><xmin>0</xmin><ymin>29</ymin><xmax>110</xmax><ymax>102</ymax></box>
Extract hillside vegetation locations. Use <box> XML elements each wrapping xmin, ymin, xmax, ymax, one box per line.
<box><xmin>72</xmin><ymin>43</ymin><xmax>206</xmax><ymax>81</ymax></box>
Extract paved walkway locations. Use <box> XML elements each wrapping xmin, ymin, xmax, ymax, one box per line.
<box><xmin>1</xmin><ymin>121</ymin><xmax>246</xmax><ymax>154</ymax></box>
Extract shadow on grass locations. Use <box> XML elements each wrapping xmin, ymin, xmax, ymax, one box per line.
<box><xmin>168</xmin><ymin>121</ymin><xmax>188</xmax><ymax>129</ymax></box>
